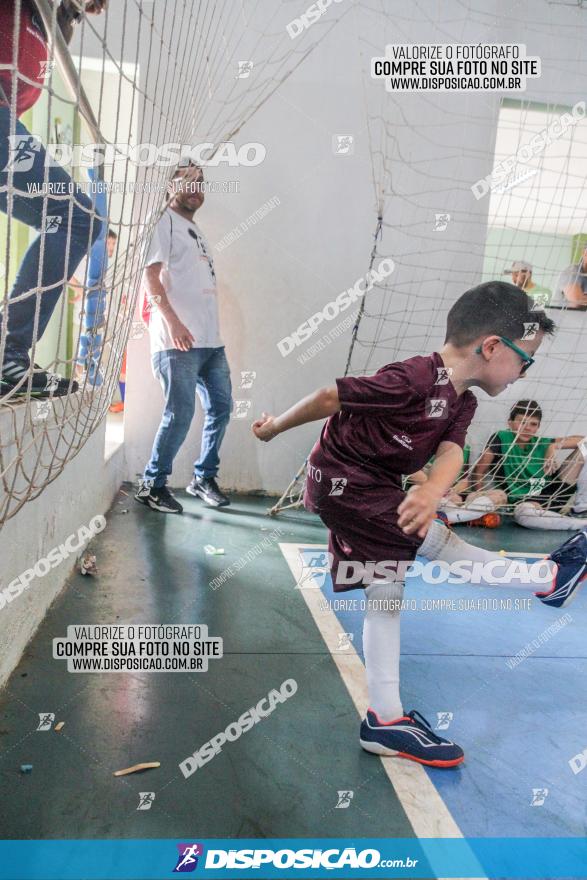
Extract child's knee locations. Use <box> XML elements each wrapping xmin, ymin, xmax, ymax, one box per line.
<box><xmin>365</xmin><ymin>580</ymin><xmax>405</xmax><ymax>614</ymax></box>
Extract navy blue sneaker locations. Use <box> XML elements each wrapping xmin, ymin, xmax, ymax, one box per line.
<box><xmin>535</xmin><ymin>527</ymin><xmax>587</xmax><ymax>608</ymax></box>
<box><xmin>360</xmin><ymin>709</ymin><xmax>464</xmax><ymax>768</ymax></box>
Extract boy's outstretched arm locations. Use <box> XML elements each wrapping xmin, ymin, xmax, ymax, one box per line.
<box><xmin>544</xmin><ymin>434</ymin><xmax>587</xmax><ymax>476</ymax></box>
<box><xmin>252</xmin><ymin>386</ymin><xmax>340</xmax><ymax>442</ymax></box>
<box><xmin>398</xmin><ymin>441</ymin><xmax>464</xmax><ymax>538</ymax></box>
<box><xmin>562</xmin><ymin>281</ymin><xmax>587</xmax><ymax>308</ymax></box>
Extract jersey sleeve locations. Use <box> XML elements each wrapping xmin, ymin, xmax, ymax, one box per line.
<box><xmin>144</xmin><ymin>213</ymin><xmax>172</xmax><ymax>267</ymax></box>
<box><xmin>336</xmin><ymin>362</ymin><xmax>424</xmax><ymax>415</ymax></box>
<box><xmin>441</xmin><ymin>392</ymin><xmax>477</xmax><ymax>449</ymax></box>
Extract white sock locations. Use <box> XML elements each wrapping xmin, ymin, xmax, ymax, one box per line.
<box><xmin>442</xmin><ymin>494</ymin><xmax>495</xmax><ymax>524</ymax></box>
<box><xmin>418</xmin><ymin>518</ymin><xmax>555</xmax><ymax>588</ymax></box>
<box><xmin>363</xmin><ymin>581</ymin><xmax>404</xmax><ymax>721</ymax></box>
<box><xmin>572</xmin><ymin>455</ymin><xmax>587</xmax><ymax>513</ymax></box>
<box><xmin>514</xmin><ymin>501</ymin><xmax>587</xmax><ymax>531</ymax></box>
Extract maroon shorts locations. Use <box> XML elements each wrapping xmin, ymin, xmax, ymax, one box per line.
<box><xmin>305</xmin><ymin>490</ymin><xmax>422</xmax><ymax>593</ymax></box>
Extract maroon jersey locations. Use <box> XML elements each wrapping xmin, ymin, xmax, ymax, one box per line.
<box><xmin>0</xmin><ymin>1</ymin><xmax>48</xmax><ymax>117</ymax></box>
<box><xmin>304</xmin><ymin>352</ymin><xmax>477</xmax><ymax>520</ymax></box>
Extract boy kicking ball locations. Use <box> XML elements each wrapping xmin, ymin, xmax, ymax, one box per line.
<box><xmin>253</xmin><ymin>282</ymin><xmax>587</xmax><ymax>767</ymax></box>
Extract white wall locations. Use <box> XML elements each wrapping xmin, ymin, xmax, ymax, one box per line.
<box><xmin>0</xmin><ymin>5</ymin><xmax>142</xmax><ymax>684</ymax></box>
<box><xmin>9</xmin><ymin>0</ymin><xmax>581</xmax><ymax>501</ymax></box>
<box><xmin>79</xmin><ymin>0</ymin><xmax>587</xmax><ymax>491</ymax></box>
<box><xmin>0</xmin><ymin>406</ymin><xmax>125</xmax><ymax>687</ymax></box>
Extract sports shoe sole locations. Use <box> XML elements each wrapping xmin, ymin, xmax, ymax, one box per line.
<box><xmin>1</xmin><ymin>383</ymin><xmax>75</xmax><ymax>399</ymax></box>
<box><xmin>134</xmin><ymin>493</ymin><xmax>182</xmax><ymax>514</ymax></box>
<box><xmin>536</xmin><ymin>569</ymin><xmax>587</xmax><ymax>608</ymax></box>
<box><xmin>360</xmin><ymin>738</ymin><xmax>464</xmax><ymax>767</ymax></box>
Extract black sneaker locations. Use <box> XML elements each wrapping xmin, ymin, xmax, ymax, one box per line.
<box><xmin>1</xmin><ymin>359</ymin><xmax>78</xmax><ymax>398</ymax></box>
<box><xmin>186</xmin><ymin>476</ymin><xmax>230</xmax><ymax>507</ymax></box>
<box><xmin>135</xmin><ymin>481</ymin><xmax>183</xmax><ymax>514</ymax></box>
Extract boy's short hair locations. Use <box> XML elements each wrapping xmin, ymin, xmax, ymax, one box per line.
<box><xmin>509</xmin><ymin>399</ymin><xmax>542</xmax><ymax>422</ymax></box>
<box><xmin>107</xmin><ymin>229</ymin><xmax>118</xmax><ymax>239</ymax></box>
<box><xmin>445</xmin><ymin>281</ymin><xmax>556</xmax><ymax>345</ymax></box>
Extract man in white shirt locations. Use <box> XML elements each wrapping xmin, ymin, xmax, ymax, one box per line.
<box><xmin>135</xmin><ymin>162</ymin><xmax>233</xmax><ymax>513</ymax></box>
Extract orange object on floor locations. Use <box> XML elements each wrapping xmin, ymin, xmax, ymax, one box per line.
<box><xmin>466</xmin><ymin>513</ymin><xmax>502</xmax><ymax>528</ymax></box>
<box><xmin>109</xmin><ymin>402</ymin><xmax>124</xmax><ymax>413</ymax></box>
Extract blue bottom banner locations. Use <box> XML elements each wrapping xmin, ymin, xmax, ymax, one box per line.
<box><xmin>1</xmin><ymin>837</ymin><xmax>587</xmax><ymax>879</ymax></box>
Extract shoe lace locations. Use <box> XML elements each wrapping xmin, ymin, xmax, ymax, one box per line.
<box><xmin>408</xmin><ymin>710</ymin><xmax>446</xmax><ymax>743</ymax></box>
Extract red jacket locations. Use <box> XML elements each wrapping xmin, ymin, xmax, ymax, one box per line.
<box><xmin>0</xmin><ymin>1</ymin><xmax>49</xmax><ymax>117</ymax></box>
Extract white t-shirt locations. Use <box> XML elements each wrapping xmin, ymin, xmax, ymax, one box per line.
<box><xmin>143</xmin><ymin>209</ymin><xmax>222</xmax><ymax>353</ymax></box>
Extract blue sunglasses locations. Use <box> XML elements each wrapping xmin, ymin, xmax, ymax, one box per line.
<box><xmin>476</xmin><ymin>336</ymin><xmax>535</xmax><ymax>374</ymax></box>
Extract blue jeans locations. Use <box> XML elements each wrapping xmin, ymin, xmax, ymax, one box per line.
<box><xmin>0</xmin><ymin>106</ymin><xmax>102</xmax><ymax>363</ymax></box>
<box><xmin>144</xmin><ymin>347</ymin><xmax>233</xmax><ymax>488</ymax></box>
<box><xmin>77</xmin><ymin>166</ymin><xmax>108</xmax><ymax>371</ymax></box>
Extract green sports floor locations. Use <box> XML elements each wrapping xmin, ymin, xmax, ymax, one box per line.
<box><xmin>0</xmin><ymin>487</ymin><xmax>584</xmax><ymax>845</ymax></box>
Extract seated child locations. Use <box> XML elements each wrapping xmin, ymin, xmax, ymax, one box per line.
<box><xmin>472</xmin><ymin>400</ymin><xmax>587</xmax><ymax>530</ymax></box>
<box><xmin>406</xmin><ymin>440</ymin><xmax>505</xmax><ymax>526</ymax></box>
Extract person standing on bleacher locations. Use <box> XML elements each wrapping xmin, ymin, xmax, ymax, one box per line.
<box><xmin>0</xmin><ymin>0</ymin><xmax>108</xmax><ymax>398</ymax></box>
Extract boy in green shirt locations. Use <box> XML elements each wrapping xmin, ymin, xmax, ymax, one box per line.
<box><xmin>473</xmin><ymin>399</ymin><xmax>587</xmax><ymax>530</ymax></box>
